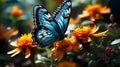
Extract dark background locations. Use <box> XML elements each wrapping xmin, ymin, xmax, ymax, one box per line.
<box><xmin>108</xmin><ymin>0</ymin><xmax>120</xmax><ymax>26</ymax></box>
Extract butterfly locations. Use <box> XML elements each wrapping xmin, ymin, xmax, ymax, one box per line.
<box><xmin>32</xmin><ymin>0</ymin><xmax>71</xmax><ymax>47</ymax></box>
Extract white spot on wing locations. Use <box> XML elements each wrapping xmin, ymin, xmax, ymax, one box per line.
<box><xmin>45</xmin><ymin>14</ymin><xmax>51</xmax><ymax>17</ymax></box>
<box><xmin>67</xmin><ymin>2</ymin><xmax>71</xmax><ymax>5</ymax></box>
<box><xmin>66</xmin><ymin>8</ymin><xmax>71</xmax><ymax>13</ymax></box>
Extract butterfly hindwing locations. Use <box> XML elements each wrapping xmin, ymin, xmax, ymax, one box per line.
<box><xmin>53</xmin><ymin>0</ymin><xmax>71</xmax><ymax>34</ymax></box>
<box><xmin>32</xmin><ymin>26</ymin><xmax>59</xmax><ymax>47</ymax></box>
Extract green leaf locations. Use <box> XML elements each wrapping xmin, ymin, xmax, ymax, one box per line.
<box><xmin>111</xmin><ymin>39</ymin><xmax>120</xmax><ymax>45</ymax></box>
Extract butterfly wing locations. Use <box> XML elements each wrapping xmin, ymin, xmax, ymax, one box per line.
<box><xmin>32</xmin><ymin>5</ymin><xmax>61</xmax><ymax>47</ymax></box>
<box><xmin>33</xmin><ymin>5</ymin><xmax>61</xmax><ymax>33</ymax></box>
<box><xmin>32</xmin><ymin>26</ymin><xmax>60</xmax><ymax>47</ymax></box>
<box><xmin>53</xmin><ymin>0</ymin><xmax>71</xmax><ymax>34</ymax></box>
<box><xmin>32</xmin><ymin>0</ymin><xmax>71</xmax><ymax>47</ymax></box>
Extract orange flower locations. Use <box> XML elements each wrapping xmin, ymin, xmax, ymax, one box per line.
<box><xmin>51</xmin><ymin>37</ymin><xmax>79</xmax><ymax>60</ymax></box>
<box><xmin>79</xmin><ymin>4</ymin><xmax>110</xmax><ymax>20</ymax></box>
<box><xmin>72</xmin><ymin>25</ymin><xmax>108</xmax><ymax>43</ymax></box>
<box><xmin>7</xmin><ymin>33</ymin><xmax>37</xmax><ymax>58</ymax></box>
<box><xmin>11</xmin><ymin>5</ymin><xmax>23</xmax><ymax>17</ymax></box>
<box><xmin>57</xmin><ymin>61</ymin><xmax>77</xmax><ymax>67</ymax></box>
<box><xmin>70</xmin><ymin>37</ymin><xmax>80</xmax><ymax>52</ymax></box>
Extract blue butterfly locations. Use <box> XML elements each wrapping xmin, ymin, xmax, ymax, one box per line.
<box><xmin>32</xmin><ymin>0</ymin><xmax>71</xmax><ymax>47</ymax></box>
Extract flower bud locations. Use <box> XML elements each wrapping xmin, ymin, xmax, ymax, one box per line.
<box><xmin>105</xmin><ymin>47</ymin><xmax>112</xmax><ymax>52</ymax></box>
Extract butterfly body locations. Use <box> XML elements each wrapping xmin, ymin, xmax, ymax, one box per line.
<box><xmin>32</xmin><ymin>0</ymin><xmax>71</xmax><ymax>47</ymax></box>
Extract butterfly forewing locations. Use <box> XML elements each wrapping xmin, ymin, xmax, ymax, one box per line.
<box><xmin>33</xmin><ymin>5</ymin><xmax>61</xmax><ymax>33</ymax></box>
<box><xmin>53</xmin><ymin>0</ymin><xmax>71</xmax><ymax>34</ymax></box>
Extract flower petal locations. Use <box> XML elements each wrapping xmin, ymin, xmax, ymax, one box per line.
<box><xmin>7</xmin><ymin>48</ymin><xmax>22</xmax><ymax>57</ymax></box>
<box><xmin>25</xmin><ymin>47</ymin><xmax>31</xmax><ymax>58</ymax></box>
<box><xmin>91</xmin><ymin>25</ymin><xmax>99</xmax><ymax>33</ymax></box>
<box><xmin>7</xmin><ymin>48</ymin><xmax>19</xmax><ymax>54</ymax></box>
<box><xmin>55</xmin><ymin>51</ymin><xmax>64</xmax><ymax>61</ymax></box>
<box><xmin>9</xmin><ymin>41</ymin><xmax>18</xmax><ymax>47</ymax></box>
<box><xmin>50</xmin><ymin>48</ymin><xmax>56</xmax><ymax>55</ymax></box>
<box><xmin>92</xmin><ymin>30</ymin><xmax>108</xmax><ymax>36</ymax></box>
<box><xmin>70</xmin><ymin>36</ymin><xmax>77</xmax><ymax>44</ymax></box>
<box><xmin>100</xmin><ymin>7</ymin><xmax>111</xmax><ymax>14</ymax></box>
<box><xmin>79</xmin><ymin>11</ymin><xmax>89</xmax><ymax>18</ymax></box>
<box><xmin>4</xmin><ymin>28</ymin><xmax>18</xmax><ymax>39</ymax></box>
<box><xmin>11</xmin><ymin>50</ymin><xmax>21</xmax><ymax>57</ymax></box>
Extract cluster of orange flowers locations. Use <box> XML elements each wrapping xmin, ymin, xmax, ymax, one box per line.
<box><xmin>7</xmin><ymin>25</ymin><xmax>107</xmax><ymax>60</ymax></box>
<box><xmin>51</xmin><ymin>25</ymin><xmax>107</xmax><ymax>60</ymax></box>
